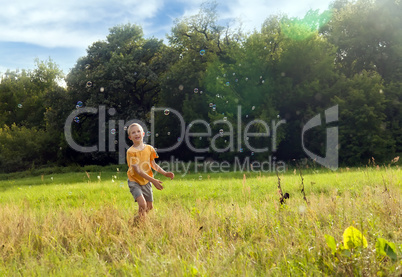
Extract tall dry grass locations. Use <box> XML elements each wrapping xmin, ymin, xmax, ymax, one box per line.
<box><xmin>0</xmin><ymin>167</ymin><xmax>401</xmax><ymax>276</ymax></box>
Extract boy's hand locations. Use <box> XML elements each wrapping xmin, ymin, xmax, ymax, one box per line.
<box><xmin>165</xmin><ymin>172</ymin><xmax>175</xmax><ymax>180</ymax></box>
<box><xmin>152</xmin><ymin>179</ymin><xmax>164</xmax><ymax>190</ymax></box>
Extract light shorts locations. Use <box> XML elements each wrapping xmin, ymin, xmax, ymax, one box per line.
<box><xmin>128</xmin><ymin>180</ymin><xmax>153</xmax><ymax>202</ymax></box>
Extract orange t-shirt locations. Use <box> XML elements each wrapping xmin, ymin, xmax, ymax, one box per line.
<box><xmin>126</xmin><ymin>144</ymin><xmax>158</xmax><ymax>185</ymax></box>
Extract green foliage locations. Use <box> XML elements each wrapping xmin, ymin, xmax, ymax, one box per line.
<box><xmin>281</xmin><ymin>9</ymin><xmax>332</xmax><ymax>41</ymax></box>
<box><xmin>0</xmin><ymin>59</ymin><xmax>64</xmax><ymax>129</ymax></box>
<box><xmin>333</xmin><ymin>71</ymin><xmax>395</xmax><ymax>164</ymax></box>
<box><xmin>64</xmin><ymin>23</ymin><xmax>170</xmax><ymax>164</ymax></box>
<box><xmin>325</xmin><ymin>234</ymin><xmax>337</xmax><ymax>255</ymax></box>
<box><xmin>0</xmin><ymin>60</ymin><xmax>66</xmax><ymax>172</ymax></box>
<box><xmin>0</xmin><ymin>124</ymin><xmax>52</xmax><ymax>172</ymax></box>
<box><xmin>326</xmin><ymin>0</ymin><xmax>402</xmax><ymax>81</ymax></box>
<box><xmin>376</xmin><ymin>238</ymin><xmax>398</xmax><ymax>262</ymax></box>
<box><xmin>325</xmin><ymin>226</ymin><xmax>399</xmax><ymax>268</ymax></box>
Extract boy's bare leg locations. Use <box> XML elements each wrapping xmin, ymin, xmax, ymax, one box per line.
<box><xmin>146</xmin><ymin>201</ymin><xmax>153</xmax><ymax>212</ymax></box>
<box><xmin>134</xmin><ymin>195</ymin><xmax>148</xmax><ymax>222</ymax></box>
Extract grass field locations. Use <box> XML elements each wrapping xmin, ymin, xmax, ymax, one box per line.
<box><xmin>0</xmin><ymin>166</ymin><xmax>401</xmax><ymax>276</ymax></box>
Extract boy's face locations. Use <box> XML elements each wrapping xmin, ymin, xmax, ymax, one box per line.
<box><xmin>128</xmin><ymin>125</ymin><xmax>144</xmax><ymax>144</ymax></box>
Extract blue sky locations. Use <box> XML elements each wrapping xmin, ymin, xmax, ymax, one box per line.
<box><xmin>0</xmin><ymin>0</ymin><xmax>334</xmax><ymax>76</ymax></box>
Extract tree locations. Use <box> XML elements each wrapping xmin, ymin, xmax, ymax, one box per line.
<box><xmin>65</xmin><ymin>24</ymin><xmax>169</xmax><ymax>164</ymax></box>
<box><xmin>325</xmin><ymin>0</ymin><xmax>402</xmax><ymax>81</ymax></box>
<box><xmin>332</xmin><ymin>71</ymin><xmax>394</xmax><ymax>164</ymax></box>
<box><xmin>0</xmin><ymin>59</ymin><xmax>66</xmax><ymax>172</ymax></box>
<box><xmin>156</xmin><ymin>1</ymin><xmax>242</xmax><ymax>160</ymax></box>
<box><xmin>0</xmin><ymin>59</ymin><xmax>64</xmax><ymax>129</ymax></box>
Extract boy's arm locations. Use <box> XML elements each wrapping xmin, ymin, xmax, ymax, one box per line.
<box><xmin>151</xmin><ymin>160</ymin><xmax>175</xmax><ymax>180</ymax></box>
<box><xmin>131</xmin><ymin>164</ymin><xmax>164</xmax><ymax>190</ymax></box>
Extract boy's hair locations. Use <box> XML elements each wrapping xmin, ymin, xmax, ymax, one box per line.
<box><xmin>127</xmin><ymin>123</ymin><xmax>144</xmax><ymax>136</ymax></box>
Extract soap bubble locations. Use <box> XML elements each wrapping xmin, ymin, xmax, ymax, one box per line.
<box><xmin>223</xmin><ymin>117</ymin><xmax>227</xmax><ymax>121</ymax></box>
<box><xmin>251</xmin><ymin>152</ymin><xmax>255</xmax><ymax>156</ymax></box>
<box><xmin>85</xmin><ymin>64</ymin><xmax>90</xmax><ymax>69</ymax></box>
<box><xmin>156</xmin><ymin>133</ymin><xmax>159</xmax><ymax>137</ymax></box>
<box><xmin>146</xmin><ymin>131</ymin><xmax>151</xmax><ymax>136</ymax></box>
<box><xmin>245</xmin><ymin>77</ymin><xmax>248</xmax><ymax>81</ymax></box>
<box><xmin>111</xmin><ymin>128</ymin><xmax>116</xmax><ymax>135</ymax></box>
<box><xmin>209</xmin><ymin>103</ymin><xmax>213</xmax><ymax>108</ymax></box>
<box><xmin>252</xmin><ymin>106</ymin><xmax>255</xmax><ymax>110</ymax></box>
<box><xmin>200</xmin><ymin>91</ymin><xmax>203</xmax><ymax>94</ymax></box>
<box><xmin>262</xmin><ymin>80</ymin><xmax>265</xmax><ymax>84</ymax></box>
<box><xmin>177</xmin><ymin>137</ymin><xmax>181</xmax><ymax>142</ymax></box>
<box><xmin>199</xmin><ymin>176</ymin><xmax>202</xmax><ymax>180</ymax></box>
<box><xmin>74</xmin><ymin>117</ymin><xmax>80</xmax><ymax>123</ymax></box>
<box><xmin>233</xmin><ymin>72</ymin><xmax>236</xmax><ymax>76</ymax></box>
<box><xmin>260</xmin><ymin>76</ymin><xmax>262</xmax><ymax>79</ymax></box>
<box><xmin>194</xmin><ymin>88</ymin><xmax>199</xmax><ymax>93</ymax></box>
<box><xmin>235</xmin><ymin>78</ymin><xmax>238</xmax><ymax>82</ymax></box>
<box><xmin>225</xmin><ymin>82</ymin><xmax>230</xmax><ymax>86</ymax></box>
<box><xmin>164</xmin><ymin>109</ymin><xmax>170</xmax><ymax>115</ymax></box>
<box><xmin>100</xmin><ymin>87</ymin><xmax>105</xmax><ymax>92</ymax></box>
<box><xmin>124</xmin><ymin>126</ymin><xmax>128</xmax><ymax>131</ymax></box>
<box><xmin>212</xmin><ymin>107</ymin><xmax>216</xmax><ymax>112</ymax></box>
<box><xmin>76</xmin><ymin>101</ymin><xmax>83</xmax><ymax>108</ymax></box>
<box><xmin>17</xmin><ymin>104</ymin><xmax>22</xmax><ymax>108</ymax></box>
<box><xmin>239</xmin><ymin>148</ymin><xmax>244</xmax><ymax>153</ymax></box>
<box><xmin>219</xmin><ymin>129</ymin><xmax>224</xmax><ymax>136</ymax></box>
<box><xmin>86</xmin><ymin>81</ymin><xmax>92</xmax><ymax>88</ymax></box>
<box><xmin>167</xmin><ymin>132</ymin><xmax>170</xmax><ymax>135</ymax></box>
<box><xmin>200</xmin><ymin>49</ymin><xmax>206</xmax><ymax>56</ymax></box>
<box><xmin>178</xmin><ymin>85</ymin><xmax>184</xmax><ymax>90</ymax></box>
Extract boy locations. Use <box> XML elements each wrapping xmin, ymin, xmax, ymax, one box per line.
<box><xmin>126</xmin><ymin>123</ymin><xmax>174</xmax><ymax>221</ymax></box>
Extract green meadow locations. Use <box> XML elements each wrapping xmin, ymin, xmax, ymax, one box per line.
<box><xmin>0</xmin><ymin>166</ymin><xmax>401</xmax><ymax>276</ymax></box>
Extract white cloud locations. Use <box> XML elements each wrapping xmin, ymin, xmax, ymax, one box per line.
<box><xmin>218</xmin><ymin>0</ymin><xmax>333</xmax><ymax>34</ymax></box>
<box><xmin>158</xmin><ymin>0</ymin><xmax>333</xmax><ymax>39</ymax></box>
<box><xmin>0</xmin><ymin>0</ymin><xmax>165</xmax><ymax>48</ymax></box>
<box><xmin>0</xmin><ymin>0</ymin><xmax>333</xmax><ymax>49</ymax></box>
<box><xmin>0</xmin><ymin>0</ymin><xmax>335</xmax><ymax>73</ymax></box>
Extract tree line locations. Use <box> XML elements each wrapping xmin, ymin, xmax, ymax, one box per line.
<box><xmin>0</xmin><ymin>0</ymin><xmax>401</xmax><ymax>173</ymax></box>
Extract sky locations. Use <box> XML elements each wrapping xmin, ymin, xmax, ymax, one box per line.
<box><xmin>0</xmin><ymin>0</ymin><xmax>334</xmax><ymax>76</ymax></box>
